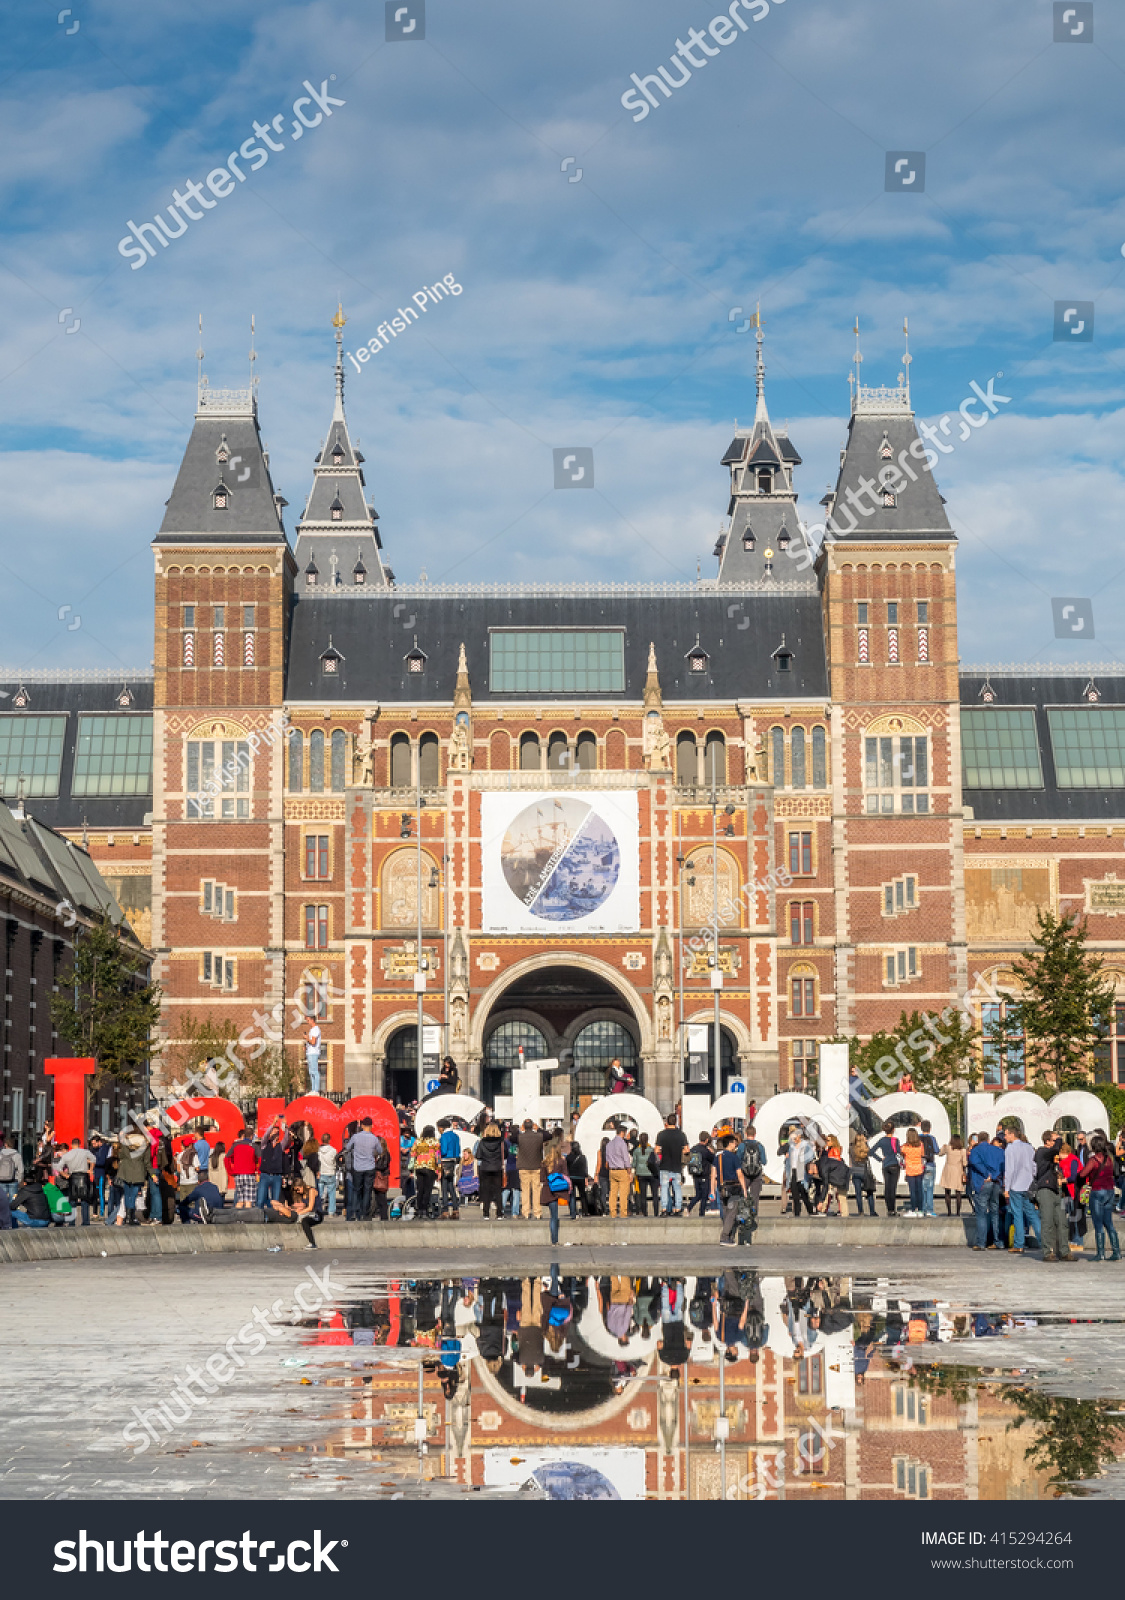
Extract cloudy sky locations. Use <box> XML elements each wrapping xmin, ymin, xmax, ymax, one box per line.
<box><xmin>0</xmin><ymin>0</ymin><xmax>1123</xmax><ymax>672</ymax></box>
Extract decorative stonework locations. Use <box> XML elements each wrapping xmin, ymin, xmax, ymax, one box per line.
<box><xmin>865</xmin><ymin>713</ymin><xmax>928</xmax><ymax>736</ymax></box>
<box><xmin>380</xmin><ymin>943</ymin><xmax>441</xmax><ymax>979</ymax></box>
<box><xmin>687</xmin><ymin>946</ymin><xmax>739</xmax><ymax>977</ymax></box>
<box><xmin>965</xmin><ymin>858</ymin><xmax>1059</xmax><ymax>943</ymax></box>
<box><xmin>186</xmin><ymin>717</ymin><xmax>249</xmax><ymax>740</ymax></box>
<box><xmin>774</xmin><ymin>796</ymin><xmax>831</xmax><ymax>818</ymax></box>
<box><xmin>284</xmin><ymin>799</ymin><xmax>347</xmax><ymax>821</ymax></box>
<box><xmin>476</xmin><ymin>951</ymin><xmax>500</xmax><ymax>971</ymax></box>
<box><xmin>622</xmin><ymin>952</ymin><xmax>644</xmax><ymax>971</ymax></box>
<box><xmin>1087</xmin><ymin>876</ymin><xmax>1125</xmax><ymax>915</ymax></box>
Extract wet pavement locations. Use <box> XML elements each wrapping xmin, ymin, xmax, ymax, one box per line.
<box><xmin>3</xmin><ymin>1245</ymin><xmax>1125</xmax><ymax>1501</ymax></box>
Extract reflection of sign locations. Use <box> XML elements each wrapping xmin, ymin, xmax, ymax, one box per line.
<box><xmin>1088</xmin><ymin>878</ymin><xmax>1125</xmax><ymax>915</ymax></box>
<box><xmin>482</xmin><ymin>791</ymin><xmax>639</xmax><ymax>934</ymax></box>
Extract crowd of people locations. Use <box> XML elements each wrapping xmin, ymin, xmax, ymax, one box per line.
<box><xmin>3</xmin><ymin>1069</ymin><xmax>1123</xmax><ymax>1261</ymax></box>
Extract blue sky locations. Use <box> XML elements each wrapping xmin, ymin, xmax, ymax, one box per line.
<box><xmin>0</xmin><ymin>0</ymin><xmax>1123</xmax><ymax>672</ymax></box>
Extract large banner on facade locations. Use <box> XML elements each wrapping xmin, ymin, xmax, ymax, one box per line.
<box><xmin>480</xmin><ymin>790</ymin><xmax>640</xmax><ymax>934</ymax></box>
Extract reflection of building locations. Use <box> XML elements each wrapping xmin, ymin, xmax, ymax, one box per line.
<box><xmin>13</xmin><ymin>316</ymin><xmax>1125</xmax><ymax>1126</ymax></box>
<box><xmin>286</xmin><ymin>1276</ymin><xmax>1082</xmax><ymax>1503</ymax></box>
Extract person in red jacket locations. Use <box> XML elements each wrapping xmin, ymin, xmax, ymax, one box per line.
<box><xmin>226</xmin><ymin>1128</ymin><xmax>258</xmax><ymax>1208</ymax></box>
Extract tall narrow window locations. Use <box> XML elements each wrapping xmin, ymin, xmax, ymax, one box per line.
<box><xmin>802</xmin><ymin>902</ymin><xmax>814</xmax><ymax>944</ymax></box>
<box><xmin>288</xmin><ymin>729</ymin><xmax>304</xmax><ymax>792</ymax></box>
<box><xmin>675</xmin><ymin>732</ymin><xmax>697</xmax><ymax>786</ymax></box>
<box><xmin>888</xmin><ymin>627</ymin><xmax>899</xmax><ymax>664</ymax></box>
<box><xmin>917</xmin><ymin>628</ymin><xmax>929</xmax><ymax>662</ymax></box>
<box><xmin>330</xmin><ymin>729</ymin><xmax>346</xmax><ymax>792</ymax></box>
<box><xmin>390</xmin><ymin>733</ymin><xmax>412</xmax><ymax>787</ymax></box>
<box><xmin>787</xmin><ymin>831</ymin><xmax>813</xmax><ymax>876</ymax></box>
<box><xmin>419</xmin><ymin>731</ymin><xmax>440</xmax><ymax>786</ymax></box>
<box><xmin>575</xmin><ymin>730</ymin><xmax>597</xmax><ymax>770</ymax></box>
<box><xmin>771</xmin><ymin>726</ymin><xmax>785</xmax><ymax>787</ymax></box>
<box><xmin>308</xmin><ymin>729</ymin><xmax>325</xmax><ymax>792</ymax></box>
<box><xmin>791</xmin><ymin>727</ymin><xmax>806</xmax><ymax>789</ymax></box>
<box><xmin>812</xmin><ymin>726</ymin><xmax>826</xmax><ymax>789</ymax></box>
<box><xmin>547</xmin><ymin>732</ymin><xmax>570</xmax><ymax>771</ymax></box>
<box><xmin>858</xmin><ymin>627</ymin><xmax>869</xmax><ymax>664</ymax></box>
<box><xmin>519</xmin><ymin>732</ymin><xmax>541</xmax><ymax>772</ymax></box>
<box><xmin>703</xmin><ymin>732</ymin><xmax>726</xmax><ymax>785</ymax></box>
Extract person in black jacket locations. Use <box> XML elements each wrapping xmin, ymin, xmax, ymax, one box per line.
<box><xmin>566</xmin><ymin>1140</ymin><xmax>588</xmax><ymax>1217</ymax></box>
<box><xmin>475</xmin><ymin>1122</ymin><xmax>505</xmax><ymax>1218</ymax></box>
<box><xmin>11</xmin><ymin>1172</ymin><xmax>51</xmax><ymax>1228</ymax></box>
<box><xmin>256</xmin><ymin>1127</ymin><xmax>286</xmax><ymax>1209</ymax></box>
<box><xmin>1033</xmin><ymin>1131</ymin><xmax>1074</xmax><ymax>1263</ymax></box>
<box><xmin>868</xmin><ymin>1123</ymin><xmax>903</xmax><ymax>1216</ymax></box>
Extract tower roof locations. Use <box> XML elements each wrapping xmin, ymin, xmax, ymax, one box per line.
<box><xmin>292</xmin><ymin>306</ymin><xmax>391</xmax><ymax>589</ymax></box>
<box><xmin>155</xmin><ymin>384</ymin><xmax>286</xmax><ymax>544</ymax></box>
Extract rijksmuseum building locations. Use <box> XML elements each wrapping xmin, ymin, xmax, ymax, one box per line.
<box><xmin>4</xmin><ymin>315</ymin><xmax>1125</xmax><ymax>1126</ymax></box>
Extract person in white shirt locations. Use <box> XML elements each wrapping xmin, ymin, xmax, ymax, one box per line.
<box><xmin>316</xmin><ymin>1131</ymin><xmax>339</xmax><ymax>1215</ymax></box>
<box><xmin>306</xmin><ymin>1021</ymin><xmax>322</xmax><ymax>1094</ymax></box>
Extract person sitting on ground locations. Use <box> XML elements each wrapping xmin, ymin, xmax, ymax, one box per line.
<box><xmin>186</xmin><ymin>1175</ymin><xmax>225</xmax><ymax>1221</ymax></box>
<box><xmin>263</xmin><ymin>1181</ymin><xmax>325</xmax><ymax>1248</ymax></box>
<box><xmin>10</xmin><ymin>1168</ymin><xmax>52</xmax><ymax>1229</ymax></box>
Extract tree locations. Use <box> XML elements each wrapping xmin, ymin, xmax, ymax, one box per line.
<box><xmin>1000</xmin><ymin>910</ymin><xmax>1115</xmax><ymax>1091</ymax></box>
<box><xmin>161</xmin><ymin>1013</ymin><xmax>305</xmax><ymax>1102</ymax></box>
<box><xmin>838</xmin><ymin>1006</ymin><xmax>980</xmax><ymax>1120</ymax></box>
<box><xmin>49</xmin><ymin>915</ymin><xmax>162</xmax><ymax>1087</ymax></box>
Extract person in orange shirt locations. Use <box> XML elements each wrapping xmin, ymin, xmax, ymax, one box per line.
<box><xmin>900</xmin><ymin>1128</ymin><xmax>927</xmax><ymax>1216</ymax></box>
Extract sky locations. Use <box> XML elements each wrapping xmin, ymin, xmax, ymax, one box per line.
<box><xmin>0</xmin><ymin>0</ymin><xmax>1123</xmax><ymax>674</ymax></box>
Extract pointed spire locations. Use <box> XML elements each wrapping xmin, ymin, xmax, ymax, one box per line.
<box><xmin>753</xmin><ymin>305</ymin><xmax>768</xmax><ymax>426</ymax></box>
<box><xmin>901</xmin><ymin>315</ymin><xmax>912</xmax><ymax>405</ymax></box>
<box><xmin>454</xmin><ymin>641</ymin><xmax>472</xmax><ymax>715</ymax></box>
<box><xmin>643</xmin><ymin>641</ymin><xmax>663</xmax><ymax>712</ymax></box>
<box><xmin>332</xmin><ymin>302</ymin><xmax>346</xmax><ymax>421</ymax></box>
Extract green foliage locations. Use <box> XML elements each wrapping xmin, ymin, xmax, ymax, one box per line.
<box><xmin>1009</xmin><ymin>1389</ymin><xmax>1125</xmax><ymax>1495</ymax></box>
<box><xmin>49</xmin><ymin>915</ymin><xmax>161</xmax><ymax>1087</ymax></box>
<box><xmin>836</xmin><ymin>1006</ymin><xmax>981</xmax><ymax>1118</ymax></box>
<box><xmin>1091</xmin><ymin>1083</ymin><xmax>1125</xmax><ymax>1138</ymax></box>
<box><xmin>1001</xmin><ymin>910</ymin><xmax>1115</xmax><ymax>1091</ymax></box>
<box><xmin>161</xmin><ymin>1013</ymin><xmax>305</xmax><ymax>1101</ymax></box>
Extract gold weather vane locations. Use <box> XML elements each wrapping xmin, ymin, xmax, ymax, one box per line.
<box><xmin>332</xmin><ymin>302</ymin><xmax>346</xmax><ymax>330</ymax></box>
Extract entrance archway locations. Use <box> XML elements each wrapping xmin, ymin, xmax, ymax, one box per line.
<box><xmin>477</xmin><ymin>958</ymin><xmax>646</xmax><ymax>1110</ymax></box>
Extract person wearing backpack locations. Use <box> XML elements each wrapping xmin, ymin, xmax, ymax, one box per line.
<box><xmin>686</xmin><ymin>1132</ymin><xmax>714</xmax><ymax>1215</ymax></box>
<box><xmin>712</xmin><ymin>1133</ymin><xmax>747</xmax><ymax>1247</ymax></box>
<box><xmin>540</xmin><ymin>1143</ymin><xmax>570</xmax><ymax>1246</ymax></box>
<box><xmin>869</xmin><ymin>1122</ymin><xmax>903</xmax><ymax>1216</ymax></box>
<box><xmin>849</xmin><ymin>1133</ymin><xmax>877</xmax><ymax>1217</ymax></box>
<box><xmin>0</xmin><ymin>1136</ymin><xmax>22</xmax><ymax>1200</ymax></box>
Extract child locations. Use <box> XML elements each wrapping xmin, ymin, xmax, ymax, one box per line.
<box><xmin>457</xmin><ymin>1146</ymin><xmax>479</xmax><ymax>1206</ymax></box>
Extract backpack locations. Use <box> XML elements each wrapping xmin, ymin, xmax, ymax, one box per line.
<box><xmin>0</xmin><ymin>1150</ymin><xmax>17</xmax><ymax>1183</ymax></box>
<box><xmin>547</xmin><ymin>1170</ymin><xmax>571</xmax><ymax>1195</ymax></box>
<box><xmin>921</xmin><ymin>1133</ymin><xmax>938</xmax><ymax>1163</ymax></box>
<box><xmin>740</xmin><ymin>1142</ymin><xmax>763</xmax><ymax>1182</ymax></box>
<box><xmin>585</xmin><ymin>1182</ymin><xmax>606</xmax><ymax>1216</ymax></box>
<box><xmin>687</xmin><ymin>1149</ymin><xmax>704</xmax><ymax>1178</ymax></box>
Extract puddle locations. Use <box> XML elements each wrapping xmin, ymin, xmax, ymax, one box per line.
<box><xmin>263</xmin><ymin>1270</ymin><xmax>1125</xmax><ymax>1500</ymax></box>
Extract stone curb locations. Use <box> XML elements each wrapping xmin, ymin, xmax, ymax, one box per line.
<box><xmin>0</xmin><ymin>1213</ymin><xmax>974</xmax><ymax>1264</ymax></box>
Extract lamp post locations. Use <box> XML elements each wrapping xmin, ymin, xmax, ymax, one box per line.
<box><xmin>402</xmin><ymin>780</ymin><xmax>427</xmax><ymax>1105</ymax></box>
<box><xmin>707</xmin><ymin>756</ymin><xmax>736</xmax><ymax>1097</ymax></box>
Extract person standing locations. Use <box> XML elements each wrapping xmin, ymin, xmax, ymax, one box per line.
<box><xmin>968</xmin><ymin>1130</ymin><xmax>1005</xmax><ymax>1249</ymax></box>
<box><xmin>937</xmin><ymin>1135</ymin><xmax>967</xmax><ymax>1215</ymax></box>
<box><xmin>476</xmin><ymin>1122</ymin><xmax>505</xmax><ymax>1219</ymax></box>
<box><xmin>227</xmin><ymin>1128</ymin><xmax>258</xmax><ymax>1208</ymax></box>
<box><xmin>503</xmin><ymin>1130</ymin><xmax>521</xmax><ymax>1217</ymax></box>
<box><xmin>517</xmin><ymin>1119</ymin><xmax>545</xmax><ymax>1220</ymax></box>
<box><xmin>345</xmin><ymin>1117</ymin><xmax>383</xmax><ymax>1221</ymax></box>
<box><xmin>438</xmin><ymin>1119</ymin><xmax>462</xmax><ymax>1219</ymax></box>
<box><xmin>312</xmin><ymin>1132</ymin><xmax>337</xmax><ymax>1216</ymax></box>
<box><xmin>784</xmin><ymin>1125</ymin><xmax>816</xmax><ymax>1217</ymax></box>
<box><xmin>868</xmin><ymin>1123</ymin><xmax>903</xmax><ymax>1217</ymax></box>
<box><xmin>114</xmin><ymin>1132</ymin><xmax>152</xmax><ymax>1225</ymax></box>
<box><xmin>686</xmin><ymin>1133</ymin><xmax>714</xmax><ymax>1215</ymax></box>
<box><xmin>604</xmin><ymin>1123</ymin><xmax>633</xmax><ymax>1218</ymax></box>
<box><xmin>632</xmin><ymin>1133</ymin><xmax>658</xmax><ymax>1216</ymax></box>
<box><xmin>60</xmin><ymin>1139</ymin><xmax>94</xmax><ymax>1227</ymax></box>
<box><xmin>712</xmin><ymin>1133</ymin><xmax>747</xmax><ymax>1247</ymax></box>
<box><xmin>565</xmin><ymin>1139</ymin><xmax>588</xmax><ymax>1218</ymax></box>
<box><xmin>540</xmin><ymin>1141</ymin><xmax>569</xmax><ymax>1246</ymax></box>
<box><xmin>1003</xmin><ymin>1127</ymin><xmax>1040</xmax><ymax>1253</ymax></box>
<box><xmin>736</xmin><ymin>1123</ymin><xmax>767</xmax><ymax>1221</ymax></box>
<box><xmin>0</xmin><ymin>1136</ymin><xmax>23</xmax><ymax>1203</ymax></box>
<box><xmin>208</xmin><ymin>1140</ymin><xmax>230</xmax><ymax>1202</ymax></box>
<box><xmin>90</xmin><ymin>1135</ymin><xmax>109</xmax><ymax>1216</ymax></box>
<box><xmin>1032</xmin><ymin>1130</ymin><xmax>1073</xmax><ymax>1263</ymax></box>
<box><xmin>919</xmin><ymin>1120</ymin><xmax>939</xmax><ymax>1218</ymax></box>
<box><xmin>1080</xmin><ymin>1134</ymin><xmax>1121</xmax><ymax>1261</ymax></box>
<box><xmin>256</xmin><ymin>1126</ymin><xmax>285</xmax><ymax>1211</ymax></box>
<box><xmin>656</xmin><ymin>1114</ymin><xmax>689</xmax><ymax>1216</ymax></box>
<box><xmin>305</xmin><ymin>1019</ymin><xmax>322</xmax><ymax>1094</ymax></box>
<box><xmin>849</xmin><ymin>1132</ymin><xmax>877</xmax><ymax>1218</ymax></box>
<box><xmin>412</xmin><ymin>1124</ymin><xmax>440</xmax><ymax>1219</ymax></box>
<box><xmin>900</xmin><ymin>1129</ymin><xmax>926</xmax><ymax>1217</ymax></box>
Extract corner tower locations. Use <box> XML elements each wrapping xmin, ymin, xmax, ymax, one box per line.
<box><xmin>151</xmin><ymin>350</ymin><xmax>296</xmax><ymax>1083</ymax></box>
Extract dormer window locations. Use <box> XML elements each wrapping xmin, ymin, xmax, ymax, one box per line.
<box><xmin>212</xmin><ymin>484</ymin><xmax>228</xmax><ymax>510</ymax></box>
<box><xmin>305</xmin><ymin>560</ymin><xmax>319</xmax><ymax>587</ymax></box>
<box><xmin>882</xmin><ymin>489</ymin><xmax>897</xmax><ymax>507</ymax></box>
<box><xmin>405</xmin><ymin>641</ymin><xmax>427</xmax><ymax>674</ymax></box>
<box><xmin>757</xmin><ymin>469</ymin><xmax>772</xmax><ymax>494</ymax></box>
<box><xmin>331</xmin><ymin>441</ymin><xmax>345</xmax><ymax>464</ymax></box>
<box><xmin>742</xmin><ymin>527</ymin><xmax>755</xmax><ymax>552</ymax></box>
<box><xmin>1084</xmin><ymin>679</ymin><xmax>1101</xmax><ymax>703</ymax></box>
<box><xmin>320</xmin><ymin>644</ymin><xmax>343</xmax><ymax>676</ymax></box>
<box><xmin>216</xmin><ymin>435</ymin><xmax>230</xmax><ymax>465</ymax></box>
<box><xmin>879</xmin><ymin>431</ymin><xmax>893</xmax><ymax>460</ymax></box>
<box><xmin>686</xmin><ymin>639</ymin><xmax>709</xmax><ymax>675</ymax></box>
<box><xmin>778</xmin><ymin>527</ymin><xmax>791</xmax><ymax>550</ymax></box>
<box><xmin>329</xmin><ymin>495</ymin><xmax>344</xmax><ymax>522</ymax></box>
<box><xmin>353</xmin><ymin>558</ymin><xmax>367</xmax><ymax>586</ymax></box>
<box><xmin>772</xmin><ymin>637</ymin><xmax>793</xmax><ymax>673</ymax></box>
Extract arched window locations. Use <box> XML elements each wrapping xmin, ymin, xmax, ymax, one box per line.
<box><xmin>547</xmin><ymin>732</ymin><xmax>569</xmax><ymax>771</ymax></box>
<box><xmin>330</xmin><ymin>729</ymin><xmax>346</xmax><ymax>792</ymax></box>
<box><xmin>390</xmin><ymin>733</ymin><xmax>412</xmax><ymax>788</ymax></box>
<box><xmin>575</xmin><ymin>730</ymin><xmax>597</xmax><ymax>770</ymax></box>
<box><xmin>812</xmin><ymin>726</ymin><xmax>827</xmax><ymax>789</ymax></box>
<box><xmin>483</xmin><ymin>1019</ymin><xmax>549</xmax><ymax>1101</ymax></box>
<box><xmin>771</xmin><ymin>726</ymin><xmax>785</xmax><ymax>787</ymax></box>
<box><xmin>384</xmin><ymin>1026</ymin><xmax>419</xmax><ymax>1105</ymax></box>
<box><xmin>703</xmin><ymin>732</ymin><xmax>726</xmax><ymax>785</ymax></box>
<box><xmin>519</xmin><ymin>732</ymin><xmax>541</xmax><ymax>771</ymax></box>
<box><xmin>308</xmin><ymin>729</ymin><xmax>325</xmax><ymax>793</ymax></box>
<box><xmin>789</xmin><ymin>963</ymin><xmax>818</xmax><ymax>1019</ymax></box>
<box><xmin>676</xmin><ymin>732</ymin><xmax>697</xmax><ymax>786</ymax></box>
<box><xmin>418</xmin><ymin>731</ymin><xmax>439</xmax><ymax>786</ymax></box>
<box><xmin>287</xmin><ymin>729</ymin><xmax>304</xmax><ymax>792</ymax></box>
<box><xmin>572</xmin><ymin>1018</ymin><xmax>639</xmax><ymax>1105</ymax></box>
<box><xmin>791</xmin><ymin>726</ymin><xmax>806</xmax><ymax>789</ymax></box>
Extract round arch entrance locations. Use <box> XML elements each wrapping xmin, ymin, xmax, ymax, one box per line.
<box><xmin>479</xmin><ymin>962</ymin><xmax>643</xmax><ymax>1111</ymax></box>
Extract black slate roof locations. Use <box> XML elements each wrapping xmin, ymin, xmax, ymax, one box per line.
<box><xmin>826</xmin><ymin>402</ymin><xmax>954</xmax><ymax>540</ymax></box>
<box><xmin>284</xmin><ymin>591</ymin><xmax>829</xmax><ymax>703</ymax></box>
<box><xmin>959</xmin><ymin>671</ymin><xmax>1125</xmax><ymax>820</ymax></box>
<box><xmin>155</xmin><ymin>402</ymin><xmax>286</xmax><ymax>544</ymax></box>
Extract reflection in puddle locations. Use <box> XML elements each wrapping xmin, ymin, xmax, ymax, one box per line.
<box><xmin>274</xmin><ymin>1271</ymin><xmax>1125</xmax><ymax>1501</ymax></box>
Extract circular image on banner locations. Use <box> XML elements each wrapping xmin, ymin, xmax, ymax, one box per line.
<box><xmin>523</xmin><ymin>1460</ymin><xmax>621</xmax><ymax>1501</ymax></box>
<box><xmin>500</xmin><ymin>798</ymin><xmax>621</xmax><ymax>922</ymax></box>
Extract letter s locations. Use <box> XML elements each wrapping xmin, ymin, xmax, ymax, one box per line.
<box><xmin>54</xmin><ymin>1542</ymin><xmax>77</xmax><ymax>1573</ymax></box>
<box><xmin>621</xmin><ymin>88</ymin><xmax>650</xmax><ymax>122</ymax></box>
<box><xmin>907</xmin><ymin>1027</ymin><xmax>934</xmax><ymax>1062</ymax></box>
<box><xmin>122</xmin><ymin>1422</ymin><xmax>151</xmax><ymax>1454</ymax></box>
<box><xmin>118</xmin><ymin>237</ymin><xmax>148</xmax><ymax>270</ymax></box>
<box><xmin>214</xmin><ymin>1541</ymin><xmax>239</xmax><ymax>1573</ymax></box>
<box><xmin>240</xmin><ymin>137</ymin><xmax>269</xmax><ymax>172</ymax></box>
<box><xmin>741</xmin><ymin>0</ymin><xmax>770</xmax><ymax>17</ymax></box>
